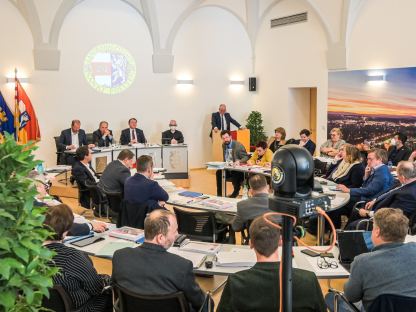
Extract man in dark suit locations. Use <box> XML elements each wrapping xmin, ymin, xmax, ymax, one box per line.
<box><xmin>112</xmin><ymin>210</ymin><xmax>207</xmax><ymax>312</ymax></box>
<box><xmin>124</xmin><ymin>155</ymin><xmax>168</xmax><ymax>211</ymax></box>
<box><xmin>98</xmin><ymin>149</ymin><xmax>134</xmax><ymax>194</ymax></box>
<box><xmin>119</xmin><ymin>118</ymin><xmax>146</xmax><ymax>145</ymax></box>
<box><xmin>92</xmin><ymin>121</ymin><xmax>113</xmax><ymax>147</ymax></box>
<box><xmin>210</xmin><ymin>104</ymin><xmax>243</xmax><ymax>137</ymax></box>
<box><xmin>58</xmin><ymin>120</ymin><xmax>93</xmax><ymax>164</ymax></box>
<box><xmin>388</xmin><ymin>132</ymin><xmax>411</xmax><ymax>166</ymax></box>
<box><xmin>217</xmin><ymin>216</ymin><xmax>326</xmax><ymax>312</ymax></box>
<box><xmin>347</xmin><ymin>161</ymin><xmax>416</xmax><ymax>229</ymax></box>
<box><xmin>232</xmin><ymin>174</ymin><xmax>272</xmax><ymax>232</ymax></box>
<box><xmin>216</xmin><ymin>130</ymin><xmax>249</xmax><ymax>198</ymax></box>
<box><xmin>161</xmin><ymin>120</ymin><xmax>184</xmax><ymax>145</ymax></box>
<box><xmin>71</xmin><ymin>146</ymin><xmax>99</xmax><ymax>208</ymax></box>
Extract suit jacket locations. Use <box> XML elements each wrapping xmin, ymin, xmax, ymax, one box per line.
<box><xmin>98</xmin><ymin>160</ymin><xmax>130</xmax><ymax>193</ymax></box>
<box><xmin>373</xmin><ymin>180</ymin><xmax>416</xmax><ymax>217</ymax></box>
<box><xmin>124</xmin><ymin>173</ymin><xmax>169</xmax><ymax>210</ymax></box>
<box><xmin>92</xmin><ymin>129</ymin><xmax>113</xmax><ymax>147</ymax></box>
<box><xmin>388</xmin><ymin>145</ymin><xmax>411</xmax><ymax>166</ymax></box>
<box><xmin>296</xmin><ymin>139</ymin><xmax>316</xmax><ymax>155</ymax></box>
<box><xmin>119</xmin><ymin>128</ymin><xmax>146</xmax><ymax>145</ymax></box>
<box><xmin>112</xmin><ymin>242</ymin><xmax>205</xmax><ymax>312</ymax></box>
<box><xmin>350</xmin><ymin>164</ymin><xmax>393</xmax><ymax>201</ymax></box>
<box><xmin>217</xmin><ymin>262</ymin><xmax>326</xmax><ymax>312</ymax></box>
<box><xmin>222</xmin><ymin>141</ymin><xmax>249</xmax><ymax>163</ymax></box>
<box><xmin>71</xmin><ymin>161</ymin><xmax>97</xmax><ymax>188</ymax></box>
<box><xmin>232</xmin><ymin>193</ymin><xmax>272</xmax><ymax>231</ymax></box>
<box><xmin>161</xmin><ymin>130</ymin><xmax>184</xmax><ymax>144</ymax></box>
<box><xmin>328</xmin><ymin>162</ymin><xmax>365</xmax><ymax>188</ymax></box>
<box><xmin>58</xmin><ymin>128</ymin><xmax>87</xmax><ymax>151</ymax></box>
<box><xmin>211</xmin><ymin>112</ymin><xmax>241</xmax><ymax>132</ymax></box>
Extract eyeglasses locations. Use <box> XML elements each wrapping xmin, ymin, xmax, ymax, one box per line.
<box><xmin>317</xmin><ymin>257</ymin><xmax>338</xmax><ymax>269</ymax></box>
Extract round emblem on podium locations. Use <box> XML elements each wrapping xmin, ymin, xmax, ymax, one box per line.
<box><xmin>84</xmin><ymin>43</ymin><xmax>136</xmax><ymax>94</ymax></box>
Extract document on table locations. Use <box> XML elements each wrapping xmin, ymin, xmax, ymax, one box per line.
<box><xmin>168</xmin><ymin>248</ymin><xmax>207</xmax><ymax>268</ymax></box>
<box><xmin>216</xmin><ymin>248</ymin><xmax>257</xmax><ymax>267</ymax></box>
<box><xmin>95</xmin><ymin>241</ymin><xmax>138</xmax><ymax>258</ymax></box>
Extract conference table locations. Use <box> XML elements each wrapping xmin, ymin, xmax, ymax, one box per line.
<box><xmin>67</xmin><ymin>231</ymin><xmax>350</xmax><ymax>280</ymax></box>
<box><xmin>65</xmin><ymin>143</ymin><xmax>189</xmax><ymax>178</ymax></box>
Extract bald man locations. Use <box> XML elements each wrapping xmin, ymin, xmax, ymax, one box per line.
<box><xmin>210</xmin><ymin>104</ymin><xmax>243</xmax><ymax>137</ymax></box>
<box><xmin>161</xmin><ymin>120</ymin><xmax>184</xmax><ymax>145</ymax></box>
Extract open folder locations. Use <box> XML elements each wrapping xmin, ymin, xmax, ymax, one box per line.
<box><xmin>216</xmin><ymin>248</ymin><xmax>257</xmax><ymax>267</ymax></box>
<box><xmin>168</xmin><ymin>248</ymin><xmax>207</xmax><ymax>268</ymax></box>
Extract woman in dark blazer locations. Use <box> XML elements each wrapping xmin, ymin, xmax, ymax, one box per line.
<box><xmin>297</xmin><ymin>129</ymin><xmax>316</xmax><ymax>155</ymax></box>
<box><xmin>327</xmin><ymin>144</ymin><xmax>364</xmax><ymax>188</ymax></box>
<box><xmin>43</xmin><ymin>205</ymin><xmax>112</xmax><ymax>312</ymax></box>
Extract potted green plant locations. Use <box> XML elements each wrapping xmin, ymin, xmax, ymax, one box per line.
<box><xmin>0</xmin><ymin>133</ymin><xmax>58</xmax><ymax>311</ymax></box>
<box><xmin>246</xmin><ymin>111</ymin><xmax>267</xmax><ymax>151</ymax></box>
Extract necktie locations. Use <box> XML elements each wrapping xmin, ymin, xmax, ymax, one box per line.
<box><xmin>220</xmin><ymin>115</ymin><xmax>224</xmax><ymax>130</ymax></box>
<box><xmin>131</xmin><ymin>129</ymin><xmax>136</xmax><ymax>141</ymax></box>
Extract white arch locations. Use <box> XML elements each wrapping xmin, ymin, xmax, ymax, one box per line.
<box><xmin>48</xmin><ymin>0</ymin><xmax>151</xmax><ymax>48</ymax></box>
<box><xmin>165</xmin><ymin>2</ymin><xmax>253</xmax><ymax>55</ymax></box>
<box><xmin>8</xmin><ymin>0</ymin><xmax>42</xmax><ymax>45</ymax></box>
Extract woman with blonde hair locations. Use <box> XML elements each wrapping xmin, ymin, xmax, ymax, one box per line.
<box><xmin>320</xmin><ymin>127</ymin><xmax>346</xmax><ymax>157</ymax></box>
<box><xmin>327</xmin><ymin>144</ymin><xmax>365</xmax><ymax>188</ymax></box>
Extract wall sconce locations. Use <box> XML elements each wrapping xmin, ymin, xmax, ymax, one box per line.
<box><xmin>176</xmin><ymin>79</ymin><xmax>194</xmax><ymax>85</ymax></box>
<box><xmin>6</xmin><ymin>77</ymin><xmax>29</xmax><ymax>83</ymax></box>
<box><xmin>367</xmin><ymin>74</ymin><xmax>386</xmax><ymax>82</ymax></box>
<box><xmin>229</xmin><ymin>80</ymin><xmax>245</xmax><ymax>85</ymax></box>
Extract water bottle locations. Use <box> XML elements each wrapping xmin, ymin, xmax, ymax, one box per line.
<box><xmin>387</xmin><ymin>161</ymin><xmax>393</xmax><ymax>170</ymax></box>
<box><xmin>242</xmin><ymin>184</ymin><xmax>249</xmax><ymax>200</ymax></box>
<box><xmin>36</xmin><ymin>162</ymin><xmax>44</xmax><ymax>174</ymax></box>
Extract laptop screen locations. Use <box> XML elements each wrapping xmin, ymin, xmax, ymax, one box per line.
<box><xmin>338</xmin><ymin>230</ymin><xmax>373</xmax><ymax>264</ymax></box>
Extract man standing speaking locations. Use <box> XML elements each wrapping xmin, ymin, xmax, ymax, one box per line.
<box><xmin>211</xmin><ymin>104</ymin><xmax>244</xmax><ymax>137</ymax></box>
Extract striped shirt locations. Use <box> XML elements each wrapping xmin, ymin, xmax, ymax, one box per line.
<box><xmin>45</xmin><ymin>243</ymin><xmax>111</xmax><ymax>312</ymax></box>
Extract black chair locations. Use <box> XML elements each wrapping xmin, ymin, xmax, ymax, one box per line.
<box><xmin>86</xmin><ymin>133</ymin><xmax>94</xmax><ymax>145</ymax></box>
<box><xmin>173</xmin><ymin>207</ymin><xmax>230</xmax><ymax>243</ymax></box>
<box><xmin>103</xmin><ymin>190</ymin><xmax>123</xmax><ymax>222</ymax></box>
<box><xmin>118</xmin><ymin>201</ymin><xmax>149</xmax><ymax>229</ymax></box>
<box><xmin>368</xmin><ymin>294</ymin><xmax>416</xmax><ymax>312</ymax></box>
<box><xmin>113</xmin><ymin>284</ymin><xmax>189</xmax><ymax>312</ymax></box>
<box><xmin>54</xmin><ymin>136</ymin><xmax>64</xmax><ymax>165</ymax></box>
<box><xmin>240</xmin><ymin>219</ymin><xmax>253</xmax><ymax>245</ymax></box>
<box><xmin>327</xmin><ymin>288</ymin><xmax>360</xmax><ymax>312</ymax></box>
<box><xmin>42</xmin><ymin>285</ymin><xmax>78</xmax><ymax>312</ymax></box>
<box><xmin>72</xmin><ymin>176</ymin><xmax>91</xmax><ymax>209</ymax></box>
<box><xmin>85</xmin><ymin>180</ymin><xmax>108</xmax><ymax>218</ymax></box>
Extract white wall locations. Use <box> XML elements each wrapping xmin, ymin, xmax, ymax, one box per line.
<box><xmin>288</xmin><ymin>88</ymin><xmax>310</xmax><ymax>138</ymax></box>
<box><xmin>254</xmin><ymin>0</ymin><xmax>328</xmax><ymax>144</ymax></box>
<box><xmin>348</xmin><ymin>0</ymin><xmax>416</xmax><ymax>70</ymax></box>
<box><xmin>0</xmin><ymin>1</ymin><xmax>252</xmax><ymax>168</ymax></box>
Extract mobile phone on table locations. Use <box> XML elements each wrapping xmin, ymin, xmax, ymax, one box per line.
<box><xmin>71</xmin><ymin>236</ymin><xmax>104</xmax><ymax>247</ymax></box>
<box><xmin>320</xmin><ymin>252</ymin><xmax>334</xmax><ymax>258</ymax></box>
<box><xmin>301</xmin><ymin>249</ymin><xmax>320</xmax><ymax>257</ymax></box>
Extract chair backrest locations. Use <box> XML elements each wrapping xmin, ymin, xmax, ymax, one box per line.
<box><xmin>118</xmin><ymin>201</ymin><xmax>149</xmax><ymax>229</ymax></box>
<box><xmin>173</xmin><ymin>207</ymin><xmax>218</xmax><ymax>242</ymax></box>
<box><xmin>85</xmin><ymin>181</ymin><xmax>107</xmax><ymax>208</ymax></box>
<box><xmin>104</xmin><ymin>191</ymin><xmax>123</xmax><ymax>213</ymax></box>
<box><xmin>367</xmin><ymin>293</ymin><xmax>416</xmax><ymax>312</ymax></box>
<box><xmin>240</xmin><ymin>219</ymin><xmax>253</xmax><ymax>245</ymax></box>
<box><xmin>42</xmin><ymin>285</ymin><xmax>72</xmax><ymax>312</ymax></box>
<box><xmin>54</xmin><ymin>136</ymin><xmax>64</xmax><ymax>165</ymax></box>
<box><xmin>86</xmin><ymin>133</ymin><xmax>94</xmax><ymax>145</ymax></box>
<box><xmin>114</xmin><ymin>284</ymin><xmax>189</xmax><ymax>312</ymax></box>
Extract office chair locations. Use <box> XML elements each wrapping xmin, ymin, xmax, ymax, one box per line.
<box><xmin>118</xmin><ymin>201</ymin><xmax>149</xmax><ymax>229</ymax></box>
<box><xmin>240</xmin><ymin>219</ymin><xmax>253</xmax><ymax>245</ymax></box>
<box><xmin>367</xmin><ymin>293</ymin><xmax>416</xmax><ymax>312</ymax></box>
<box><xmin>173</xmin><ymin>207</ymin><xmax>230</xmax><ymax>243</ymax></box>
<box><xmin>113</xmin><ymin>284</ymin><xmax>189</xmax><ymax>312</ymax></box>
<box><xmin>85</xmin><ymin>180</ymin><xmax>109</xmax><ymax>218</ymax></box>
<box><xmin>327</xmin><ymin>288</ymin><xmax>360</xmax><ymax>312</ymax></box>
<box><xmin>42</xmin><ymin>285</ymin><xmax>79</xmax><ymax>312</ymax></box>
<box><xmin>54</xmin><ymin>136</ymin><xmax>64</xmax><ymax>165</ymax></box>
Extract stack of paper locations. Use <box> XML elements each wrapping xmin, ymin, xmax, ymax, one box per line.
<box><xmin>95</xmin><ymin>241</ymin><xmax>137</xmax><ymax>258</ymax></box>
<box><xmin>180</xmin><ymin>241</ymin><xmax>221</xmax><ymax>255</ymax></box>
<box><xmin>168</xmin><ymin>248</ymin><xmax>207</xmax><ymax>268</ymax></box>
<box><xmin>109</xmin><ymin>226</ymin><xmax>145</xmax><ymax>243</ymax></box>
<box><xmin>216</xmin><ymin>248</ymin><xmax>257</xmax><ymax>267</ymax></box>
<box><xmin>200</xmin><ymin>198</ymin><xmax>233</xmax><ymax>210</ymax></box>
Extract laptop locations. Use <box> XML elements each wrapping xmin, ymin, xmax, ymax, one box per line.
<box><xmin>337</xmin><ymin>230</ymin><xmax>373</xmax><ymax>271</ymax></box>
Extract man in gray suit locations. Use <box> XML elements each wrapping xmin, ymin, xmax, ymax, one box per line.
<box><xmin>216</xmin><ymin>130</ymin><xmax>249</xmax><ymax>198</ymax></box>
<box><xmin>98</xmin><ymin>149</ymin><xmax>135</xmax><ymax>193</ymax></box>
<box><xmin>232</xmin><ymin>174</ymin><xmax>272</xmax><ymax>232</ymax></box>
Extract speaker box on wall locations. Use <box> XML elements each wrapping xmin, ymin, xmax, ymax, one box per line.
<box><xmin>249</xmin><ymin>77</ymin><xmax>256</xmax><ymax>92</ymax></box>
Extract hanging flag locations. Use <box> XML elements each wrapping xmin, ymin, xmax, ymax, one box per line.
<box><xmin>15</xmin><ymin>79</ymin><xmax>41</xmax><ymax>143</ymax></box>
<box><xmin>0</xmin><ymin>91</ymin><xmax>15</xmax><ymax>141</ymax></box>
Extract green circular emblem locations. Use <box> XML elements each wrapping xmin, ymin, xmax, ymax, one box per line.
<box><xmin>83</xmin><ymin>43</ymin><xmax>136</xmax><ymax>94</ymax></box>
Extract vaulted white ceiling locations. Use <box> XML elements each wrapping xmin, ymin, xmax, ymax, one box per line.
<box><xmin>9</xmin><ymin>0</ymin><xmax>368</xmax><ymax>71</ymax></box>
